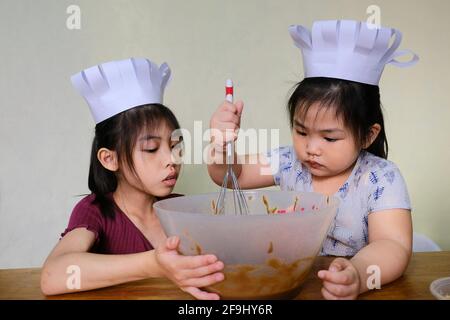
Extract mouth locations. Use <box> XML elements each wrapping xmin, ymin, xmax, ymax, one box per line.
<box><xmin>305</xmin><ymin>160</ymin><xmax>323</xmax><ymax>169</ymax></box>
<box><xmin>162</xmin><ymin>172</ymin><xmax>178</xmax><ymax>187</ymax></box>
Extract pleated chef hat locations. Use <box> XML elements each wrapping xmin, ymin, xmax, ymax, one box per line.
<box><xmin>71</xmin><ymin>58</ymin><xmax>171</xmax><ymax>124</ymax></box>
<box><xmin>288</xmin><ymin>20</ymin><xmax>419</xmax><ymax>85</ymax></box>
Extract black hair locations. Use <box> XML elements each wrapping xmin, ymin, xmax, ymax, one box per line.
<box><xmin>88</xmin><ymin>104</ymin><xmax>181</xmax><ymax>218</ymax></box>
<box><xmin>287</xmin><ymin>77</ymin><xmax>388</xmax><ymax>159</ymax></box>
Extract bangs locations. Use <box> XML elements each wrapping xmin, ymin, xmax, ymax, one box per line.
<box><xmin>291</xmin><ymin>81</ymin><xmax>351</xmax><ymax>135</ymax></box>
<box><xmin>131</xmin><ymin>105</ymin><xmax>180</xmax><ymax>141</ymax></box>
<box><xmin>294</xmin><ymin>95</ymin><xmax>344</xmax><ymax>126</ymax></box>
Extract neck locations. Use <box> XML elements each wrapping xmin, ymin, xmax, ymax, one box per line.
<box><xmin>113</xmin><ymin>181</ymin><xmax>157</xmax><ymax>219</ymax></box>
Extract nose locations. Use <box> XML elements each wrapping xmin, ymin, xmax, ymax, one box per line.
<box><xmin>305</xmin><ymin>137</ymin><xmax>321</xmax><ymax>157</ymax></box>
<box><xmin>161</xmin><ymin>145</ymin><xmax>176</xmax><ymax>168</ymax></box>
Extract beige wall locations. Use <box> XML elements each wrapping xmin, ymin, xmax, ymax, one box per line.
<box><xmin>0</xmin><ymin>0</ymin><xmax>449</xmax><ymax>268</ymax></box>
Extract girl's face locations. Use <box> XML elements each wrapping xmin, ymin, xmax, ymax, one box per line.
<box><xmin>120</xmin><ymin>124</ymin><xmax>182</xmax><ymax>198</ymax></box>
<box><xmin>292</xmin><ymin>103</ymin><xmax>360</xmax><ymax>178</ymax></box>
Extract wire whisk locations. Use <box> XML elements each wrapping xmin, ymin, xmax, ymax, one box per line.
<box><xmin>215</xmin><ymin>79</ymin><xmax>249</xmax><ymax>215</ymax></box>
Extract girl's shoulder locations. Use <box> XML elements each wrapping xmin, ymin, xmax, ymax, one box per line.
<box><xmin>357</xmin><ymin>152</ymin><xmax>411</xmax><ymax>212</ymax></box>
<box><xmin>355</xmin><ymin>151</ymin><xmax>407</xmax><ymax>190</ymax></box>
<box><xmin>358</xmin><ymin>151</ymin><xmax>401</xmax><ymax>175</ymax></box>
<box><xmin>72</xmin><ymin>193</ymin><xmax>103</xmax><ymax>213</ymax></box>
<box><xmin>61</xmin><ymin>194</ymin><xmax>105</xmax><ymax>240</ymax></box>
<box><xmin>68</xmin><ymin>193</ymin><xmax>106</xmax><ymax>225</ymax></box>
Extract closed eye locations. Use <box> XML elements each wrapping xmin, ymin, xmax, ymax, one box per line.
<box><xmin>296</xmin><ymin>130</ymin><xmax>307</xmax><ymax>136</ymax></box>
<box><xmin>143</xmin><ymin>148</ymin><xmax>158</xmax><ymax>153</ymax></box>
<box><xmin>324</xmin><ymin>138</ymin><xmax>338</xmax><ymax>142</ymax></box>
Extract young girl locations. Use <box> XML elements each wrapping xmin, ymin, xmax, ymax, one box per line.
<box><xmin>41</xmin><ymin>58</ymin><xmax>224</xmax><ymax>300</ymax></box>
<box><xmin>208</xmin><ymin>20</ymin><xmax>418</xmax><ymax>299</ymax></box>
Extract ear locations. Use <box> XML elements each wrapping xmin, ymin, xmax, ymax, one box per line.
<box><xmin>363</xmin><ymin>123</ymin><xmax>381</xmax><ymax>149</ymax></box>
<box><xmin>97</xmin><ymin>148</ymin><xmax>119</xmax><ymax>171</ymax></box>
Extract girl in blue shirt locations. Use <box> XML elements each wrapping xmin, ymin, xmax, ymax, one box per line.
<box><xmin>208</xmin><ymin>20</ymin><xmax>417</xmax><ymax>299</ymax></box>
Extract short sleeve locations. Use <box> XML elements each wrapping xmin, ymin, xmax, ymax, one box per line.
<box><xmin>60</xmin><ymin>197</ymin><xmax>104</xmax><ymax>244</ymax></box>
<box><xmin>265</xmin><ymin>146</ymin><xmax>294</xmax><ymax>186</ymax></box>
<box><xmin>367</xmin><ymin>164</ymin><xmax>412</xmax><ymax>213</ymax></box>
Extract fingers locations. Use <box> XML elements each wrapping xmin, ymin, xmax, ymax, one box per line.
<box><xmin>210</xmin><ymin>101</ymin><xmax>245</xmax><ymax>151</ymax></box>
<box><xmin>210</xmin><ymin>128</ymin><xmax>238</xmax><ymax>150</ymax></box>
<box><xmin>235</xmin><ymin>100</ymin><xmax>244</xmax><ymax>116</ymax></box>
<box><xmin>182</xmin><ymin>260</ymin><xmax>224</xmax><ymax>279</ymax></box>
<box><xmin>218</xmin><ymin>112</ymin><xmax>240</xmax><ymax>127</ymax></box>
<box><xmin>318</xmin><ymin>269</ymin><xmax>353</xmax><ymax>285</ymax></box>
<box><xmin>156</xmin><ymin>236</ymin><xmax>179</xmax><ymax>255</ymax></box>
<box><xmin>180</xmin><ymin>271</ymin><xmax>224</xmax><ymax>288</ymax></box>
<box><xmin>165</xmin><ymin>236</ymin><xmax>180</xmax><ymax>251</ymax></box>
<box><xmin>221</xmin><ymin>100</ymin><xmax>243</xmax><ymax>115</ymax></box>
<box><xmin>322</xmin><ymin>280</ymin><xmax>354</xmax><ymax>298</ymax></box>
<box><xmin>171</xmin><ymin>256</ymin><xmax>224</xmax><ymax>288</ymax></box>
<box><xmin>321</xmin><ymin>286</ymin><xmax>338</xmax><ymax>300</ymax></box>
<box><xmin>317</xmin><ymin>258</ymin><xmax>353</xmax><ymax>284</ymax></box>
<box><xmin>213</xmin><ymin>101</ymin><xmax>243</xmax><ymax>129</ymax></box>
<box><xmin>183</xmin><ymin>286</ymin><xmax>221</xmax><ymax>300</ymax></box>
<box><xmin>328</xmin><ymin>257</ymin><xmax>348</xmax><ymax>272</ymax></box>
<box><xmin>178</xmin><ymin>254</ymin><xmax>219</xmax><ymax>269</ymax></box>
<box><xmin>157</xmin><ymin>239</ymin><xmax>220</xmax><ymax>269</ymax></box>
<box><xmin>216</xmin><ymin>108</ymin><xmax>240</xmax><ymax>127</ymax></box>
<box><xmin>318</xmin><ymin>258</ymin><xmax>359</xmax><ymax>300</ymax></box>
<box><xmin>167</xmin><ymin>254</ymin><xmax>220</xmax><ymax>275</ymax></box>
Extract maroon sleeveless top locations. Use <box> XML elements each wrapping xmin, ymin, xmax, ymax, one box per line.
<box><xmin>60</xmin><ymin>193</ymin><xmax>181</xmax><ymax>254</ymax></box>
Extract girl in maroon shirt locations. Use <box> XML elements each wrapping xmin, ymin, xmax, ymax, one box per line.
<box><xmin>41</xmin><ymin>58</ymin><xmax>224</xmax><ymax>299</ymax></box>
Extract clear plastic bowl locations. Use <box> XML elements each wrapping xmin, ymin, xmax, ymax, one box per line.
<box><xmin>154</xmin><ymin>190</ymin><xmax>339</xmax><ymax>299</ymax></box>
<box><xmin>430</xmin><ymin>277</ymin><xmax>450</xmax><ymax>300</ymax></box>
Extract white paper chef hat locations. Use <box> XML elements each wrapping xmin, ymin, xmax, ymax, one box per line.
<box><xmin>288</xmin><ymin>20</ymin><xmax>419</xmax><ymax>85</ymax></box>
<box><xmin>71</xmin><ymin>58</ymin><xmax>171</xmax><ymax>124</ymax></box>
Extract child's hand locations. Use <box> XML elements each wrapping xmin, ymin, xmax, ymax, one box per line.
<box><xmin>317</xmin><ymin>257</ymin><xmax>360</xmax><ymax>300</ymax></box>
<box><xmin>155</xmin><ymin>236</ymin><xmax>224</xmax><ymax>300</ymax></box>
<box><xmin>209</xmin><ymin>100</ymin><xmax>244</xmax><ymax>153</ymax></box>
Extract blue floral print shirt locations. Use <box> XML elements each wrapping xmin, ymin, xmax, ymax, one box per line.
<box><xmin>266</xmin><ymin>146</ymin><xmax>411</xmax><ymax>256</ymax></box>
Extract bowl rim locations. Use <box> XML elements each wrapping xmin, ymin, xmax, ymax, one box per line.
<box><xmin>153</xmin><ymin>190</ymin><xmax>340</xmax><ymax>215</ymax></box>
<box><xmin>429</xmin><ymin>276</ymin><xmax>450</xmax><ymax>300</ymax></box>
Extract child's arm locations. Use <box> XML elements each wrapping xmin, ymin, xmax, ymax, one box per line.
<box><xmin>41</xmin><ymin>228</ymin><xmax>224</xmax><ymax>299</ymax></box>
<box><xmin>318</xmin><ymin>209</ymin><xmax>412</xmax><ymax>299</ymax></box>
<box><xmin>207</xmin><ymin>100</ymin><xmax>275</xmax><ymax>189</ymax></box>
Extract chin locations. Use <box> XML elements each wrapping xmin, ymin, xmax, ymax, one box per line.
<box><xmin>310</xmin><ymin>171</ymin><xmax>329</xmax><ymax>177</ymax></box>
<box><xmin>154</xmin><ymin>188</ymin><xmax>174</xmax><ymax>198</ymax></box>
<box><xmin>309</xmin><ymin>167</ymin><xmax>332</xmax><ymax>177</ymax></box>
<box><xmin>140</xmin><ymin>185</ymin><xmax>172</xmax><ymax>199</ymax></box>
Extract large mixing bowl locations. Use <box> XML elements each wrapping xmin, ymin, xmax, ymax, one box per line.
<box><xmin>154</xmin><ymin>190</ymin><xmax>338</xmax><ymax>299</ymax></box>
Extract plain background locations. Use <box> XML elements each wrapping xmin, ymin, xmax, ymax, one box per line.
<box><xmin>0</xmin><ymin>0</ymin><xmax>449</xmax><ymax>268</ymax></box>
